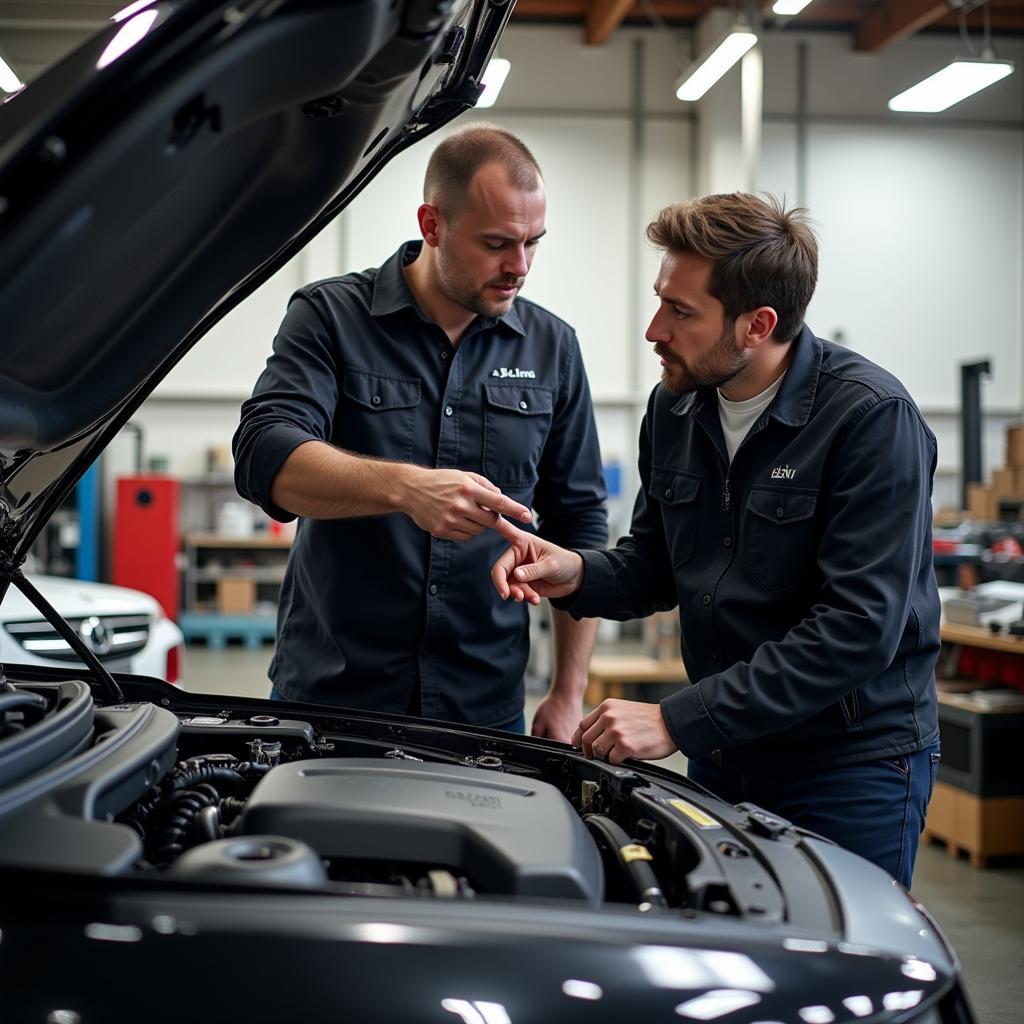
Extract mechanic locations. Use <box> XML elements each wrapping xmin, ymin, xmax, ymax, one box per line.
<box><xmin>233</xmin><ymin>124</ymin><xmax>608</xmax><ymax>738</ymax></box>
<box><xmin>489</xmin><ymin>192</ymin><xmax>941</xmax><ymax>886</ymax></box>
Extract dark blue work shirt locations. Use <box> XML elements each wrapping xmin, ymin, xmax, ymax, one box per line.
<box><xmin>233</xmin><ymin>242</ymin><xmax>607</xmax><ymax>725</ymax></box>
<box><xmin>563</xmin><ymin>326</ymin><xmax>940</xmax><ymax>770</ymax></box>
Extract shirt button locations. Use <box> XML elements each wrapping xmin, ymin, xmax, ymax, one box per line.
<box><xmin>371</xmin><ymin>395</ymin><xmax>382</xmax><ymax>406</ymax></box>
<box><xmin>519</xmin><ymin>400</ymin><xmax>528</xmax><ymax>411</ymax></box>
<box><xmin>723</xmin><ymin>536</ymin><xmax>732</xmax><ymax>547</ymax></box>
<box><xmin>428</xmin><ymin>584</ymin><xmax>438</xmax><ymax>596</ymax></box>
<box><xmin>444</xmin><ymin>405</ymin><xmax>453</xmax><ymax>417</ymax></box>
<box><xmin>776</xmin><ymin>507</ymin><xmax>785</xmax><ymax>518</ymax></box>
<box><xmin>702</xmin><ymin>594</ymin><xmax>711</xmax><ymax>606</ymax></box>
<box><xmin>440</xmin><ymin>350</ymin><xmax>449</xmax><ymax>360</ymax></box>
<box><xmin>664</xmin><ymin>488</ymin><xmax>673</xmax><ymax>500</ymax></box>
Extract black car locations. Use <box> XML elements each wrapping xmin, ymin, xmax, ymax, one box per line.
<box><xmin>0</xmin><ymin>2</ymin><xmax>975</xmax><ymax>1021</ymax></box>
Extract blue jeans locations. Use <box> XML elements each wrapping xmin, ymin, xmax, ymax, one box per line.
<box><xmin>687</xmin><ymin>742</ymin><xmax>940</xmax><ymax>889</ymax></box>
<box><xmin>269</xmin><ymin>687</ymin><xmax>525</xmax><ymax>735</ymax></box>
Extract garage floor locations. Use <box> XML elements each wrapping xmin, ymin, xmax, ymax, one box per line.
<box><xmin>181</xmin><ymin>645</ymin><xmax>1023</xmax><ymax>1024</ymax></box>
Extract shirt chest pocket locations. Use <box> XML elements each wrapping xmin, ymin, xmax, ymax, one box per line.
<box><xmin>743</xmin><ymin>487</ymin><xmax>819</xmax><ymax>595</ymax></box>
<box><xmin>482</xmin><ymin>383</ymin><xmax>554</xmax><ymax>491</ymax></box>
<box><xmin>339</xmin><ymin>369</ymin><xmax>421</xmax><ymax>462</ymax></box>
<box><xmin>649</xmin><ymin>467</ymin><xmax>702</xmax><ymax>567</ymax></box>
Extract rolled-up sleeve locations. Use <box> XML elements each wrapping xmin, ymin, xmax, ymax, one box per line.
<box><xmin>232</xmin><ymin>291</ymin><xmax>340</xmax><ymax>522</ymax></box>
<box><xmin>532</xmin><ymin>333</ymin><xmax>608</xmax><ymax>550</ymax></box>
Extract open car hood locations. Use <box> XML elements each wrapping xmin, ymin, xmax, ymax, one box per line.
<box><xmin>0</xmin><ymin>0</ymin><xmax>512</xmax><ymax>566</ymax></box>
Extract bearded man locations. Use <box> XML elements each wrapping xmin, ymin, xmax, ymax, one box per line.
<box><xmin>491</xmin><ymin>193</ymin><xmax>940</xmax><ymax>888</ymax></box>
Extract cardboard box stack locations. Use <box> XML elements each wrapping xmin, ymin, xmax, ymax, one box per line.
<box><xmin>967</xmin><ymin>424</ymin><xmax>1024</xmax><ymax>521</ymax></box>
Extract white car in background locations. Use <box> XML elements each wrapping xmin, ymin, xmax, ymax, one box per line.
<box><xmin>0</xmin><ymin>575</ymin><xmax>184</xmax><ymax>684</ymax></box>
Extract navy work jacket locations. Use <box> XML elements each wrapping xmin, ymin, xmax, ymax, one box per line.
<box><xmin>565</xmin><ymin>326</ymin><xmax>941</xmax><ymax>770</ymax></box>
<box><xmin>233</xmin><ymin>243</ymin><xmax>607</xmax><ymax>725</ymax></box>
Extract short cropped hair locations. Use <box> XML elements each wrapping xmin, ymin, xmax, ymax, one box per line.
<box><xmin>424</xmin><ymin>123</ymin><xmax>542</xmax><ymax>219</ymax></box>
<box><xmin>646</xmin><ymin>193</ymin><xmax>818</xmax><ymax>342</ymax></box>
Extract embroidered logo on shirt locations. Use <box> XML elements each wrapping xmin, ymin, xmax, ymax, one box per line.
<box><xmin>771</xmin><ymin>465</ymin><xmax>796</xmax><ymax>480</ymax></box>
<box><xmin>491</xmin><ymin>367</ymin><xmax>536</xmax><ymax>379</ymax></box>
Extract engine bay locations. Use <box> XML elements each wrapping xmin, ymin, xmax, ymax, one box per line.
<box><xmin>0</xmin><ymin>676</ymin><xmax>808</xmax><ymax>925</ymax></box>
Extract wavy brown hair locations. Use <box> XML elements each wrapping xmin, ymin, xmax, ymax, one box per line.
<box><xmin>647</xmin><ymin>193</ymin><xmax>818</xmax><ymax>342</ymax></box>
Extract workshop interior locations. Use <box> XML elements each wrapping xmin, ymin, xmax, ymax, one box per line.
<box><xmin>0</xmin><ymin>2</ymin><xmax>1022</xmax><ymax>1023</ymax></box>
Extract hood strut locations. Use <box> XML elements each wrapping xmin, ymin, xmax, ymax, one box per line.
<box><xmin>1</xmin><ymin>569</ymin><xmax>123</xmax><ymax>704</ymax></box>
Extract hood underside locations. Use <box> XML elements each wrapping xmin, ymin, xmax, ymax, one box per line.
<box><xmin>0</xmin><ymin>0</ymin><xmax>511</xmax><ymax>564</ymax></box>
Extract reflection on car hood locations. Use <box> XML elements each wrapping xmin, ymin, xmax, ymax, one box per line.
<box><xmin>0</xmin><ymin>0</ymin><xmax>511</xmax><ymax>566</ymax></box>
<box><xmin>0</xmin><ymin>574</ymin><xmax>161</xmax><ymax>621</ymax></box>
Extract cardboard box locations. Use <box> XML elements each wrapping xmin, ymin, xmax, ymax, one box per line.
<box><xmin>1007</xmin><ymin>425</ymin><xmax>1024</xmax><ymax>470</ymax></box>
<box><xmin>966</xmin><ymin>483</ymin><xmax>995</xmax><ymax>521</ymax></box>
<box><xmin>991</xmin><ymin>467</ymin><xmax>1024</xmax><ymax>497</ymax></box>
<box><xmin>217</xmin><ymin>578</ymin><xmax>256</xmax><ymax>614</ymax></box>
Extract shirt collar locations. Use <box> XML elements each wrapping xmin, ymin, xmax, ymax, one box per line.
<box><xmin>768</xmin><ymin>324</ymin><xmax>820</xmax><ymax>427</ymax></box>
<box><xmin>370</xmin><ymin>240</ymin><xmax>525</xmax><ymax>337</ymax></box>
<box><xmin>669</xmin><ymin>323</ymin><xmax>820</xmax><ymax>426</ymax></box>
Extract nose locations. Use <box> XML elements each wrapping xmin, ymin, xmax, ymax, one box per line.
<box><xmin>645</xmin><ymin>308</ymin><xmax>668</xmax><ymax>344</ymax></box>
<box><xmin>503</xmin><ymin>244</ymin><xmax>529</xmax><ymax>279</ymax></box>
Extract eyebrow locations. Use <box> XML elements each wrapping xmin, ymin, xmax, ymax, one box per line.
<box><xmin>482</xmin><ymin>230</ymin><xmax>548</xmax><ymax>244</ymax></box>
<box><xmin>653</xmin><ymin>283</ymin><xmax>698</xmax><ymax>312</ymax></box>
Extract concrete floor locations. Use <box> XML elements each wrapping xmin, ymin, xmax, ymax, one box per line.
<box><xmin>180</xmin><ymin>644</ymin><xmax>1022</xmax><ymax>1023</ymax></box>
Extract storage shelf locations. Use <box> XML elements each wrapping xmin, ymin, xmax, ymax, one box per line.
<box><xmin>184</xmin><ymin>532</ymin><xmax>292</xmax><ymax>549</ymax></box>
<box><xmin>940</xmin><ymin>623</ymin><xmax>1024</xmax><ymax>656</ymax></box>
<box><xmin>188</xmin><ymin>567</ymin><xmax>286</xmax><ymax>583</ymax></box>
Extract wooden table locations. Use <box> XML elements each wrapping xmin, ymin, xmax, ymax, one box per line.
<box><xmin>940</xmin><ymin>621</ymin><xmax>1024</xmax><ymax>655</ymax></box>
<box><xmin>585</xmin><ymin>654</ymin><xmax>687</xmax><ymax>706</ymax></box>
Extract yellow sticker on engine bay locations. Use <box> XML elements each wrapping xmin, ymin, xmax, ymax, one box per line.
<box><xmin>669</xmin><ymin>798</ymin><xmax>720</xmax><ymax>829</ymax></box>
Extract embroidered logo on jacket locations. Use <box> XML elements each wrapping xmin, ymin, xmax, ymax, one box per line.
<box><xmin>771</xmin><ymin>465</ymin><xmax>796</xmax><ymax>480</ymax></box>
<box><xmin>491</xmin><ymin>367</ymin><xmax>536</xmax><ymax>379</ymax></box>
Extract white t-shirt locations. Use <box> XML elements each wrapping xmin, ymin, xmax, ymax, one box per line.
<box><xmin>717</xmin><ymin>373</ymin><xmax>786</xmax><ymax>463</ymax></box>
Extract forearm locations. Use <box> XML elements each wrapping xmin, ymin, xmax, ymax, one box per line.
<box><xmin>548</xmin><ymin>608</ymin><xmax>599</xmax><ymax>701</ymax></box>
<box><xmin>270</xmin><ymin>439</ymin><xmax>418</xmax><ymax>520</ymax></box>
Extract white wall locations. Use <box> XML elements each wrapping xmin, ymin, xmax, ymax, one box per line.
<box><xmin>125</xmin><ymin>23</ymin><xmax>1023</xmax><ymax>530</ymax></box>
<box><xmin>756</xmin><ymin>29</ymin><xmax>1024</xmax><ymax>508</ymax></box>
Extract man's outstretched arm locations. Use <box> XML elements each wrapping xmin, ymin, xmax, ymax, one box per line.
<box><xmin>273</xmin><ymin>440</ymin><xmax>533</xmax><ymax>541</ymax></box>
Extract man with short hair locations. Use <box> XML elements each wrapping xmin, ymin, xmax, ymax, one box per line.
<box><xmin>491</xmin><ymin>193</ymin><xmax>940</xmax><ymax>886</ymax></box>
<box><xmin>234</xmin><ymin>123</ymin><xmax>607</xmax><ymax>737</ymax></box>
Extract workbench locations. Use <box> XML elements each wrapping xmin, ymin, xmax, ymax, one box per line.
<box><xmin>585</xmin><ymin>654</ymin><xmax>687</xmax><ymax>706</ymax></box>
<box><xmin>922</xmin><ymin>622</ymin><xmax>1024</xmax><ymax>867</ymax></box>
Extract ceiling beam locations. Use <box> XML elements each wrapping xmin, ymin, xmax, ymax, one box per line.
<box><xmin>854</xmin><ymin>0</ymin><xmax>950</xmax><ymax>52</ymax></box>
<box><xmin>585</xmin><ymin>0</ymin><xmax>636</xmax><ymax>45</ymax></box>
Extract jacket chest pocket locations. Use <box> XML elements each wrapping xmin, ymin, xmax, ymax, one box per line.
<box><xmin>482</xmin><ymin>383</ymin><xmax>554</xmax><ymax>490</ymax></box>
<box><xmin>339</xmin><ymin>368</ymin><xmax>421</xmax><ymax>462</ymax></box>
<box><xmin>743</xmin><ymin>487</ymin><xmax>819</xmax><ymax>595</ymax></box>
<box><xmin>649</xmin><ymin>467</ymin><xmax>702</xmax><ymax>567</ymax></box>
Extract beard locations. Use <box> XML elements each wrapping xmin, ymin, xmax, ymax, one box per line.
<box><xmin>435</xmin><ymin>240</ymin><xmax>522</xmax><ymax>318</ymax></box>
<box><xmin>656</xmin><ymin>323</ymin><xmax>747</xmax><ymax>395</ymax></box>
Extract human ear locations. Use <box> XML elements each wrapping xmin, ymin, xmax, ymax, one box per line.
<box><xmin>417</xmin><ymin>203</ymin><xmax>442</xmax><ymax>247</ymax></box>
<box><xmin>740</xmin><ymin>306</ymin><xmax>779</xmax><ymax>349</ymax></box>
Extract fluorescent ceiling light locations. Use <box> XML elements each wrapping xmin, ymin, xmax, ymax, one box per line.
<box><xmin>772</xmin><ymin>0</ymin><xmax>814</xmax><ymax>14</ymax></box>
<box><xmin>477</xmin><ymin>57</ymin><xmax>510</xmax><ymax>109</ymax></box>
<box><xmin>0</xmin><ymin>54</ymin><xmax>24</xmax><ymax>93</ymax></box>
<box><xmin>675</xmin><ymin>30</ymin><xmax>758</xmax><ymax>102</ymax></box>
<box><xmin>888</xmin><ymin>58</ymin><xmax>1014</xmax><ymax>112</ymax></box>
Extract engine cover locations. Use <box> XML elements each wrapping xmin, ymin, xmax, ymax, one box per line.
<box><xmin>237</xmin><ymin>758</ymin><xmax>603</xmax><ymax>904</ymax></box>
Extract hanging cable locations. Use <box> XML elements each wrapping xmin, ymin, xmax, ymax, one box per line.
<box><xmin>640</xmin><ymin>0</ymin><xmax>687</xmax><ymax>72</ymax></box>
<box><xmin>959</xmin><ymin>8</ymin><xmax>977</xmax><ymax>57</ymax></box>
